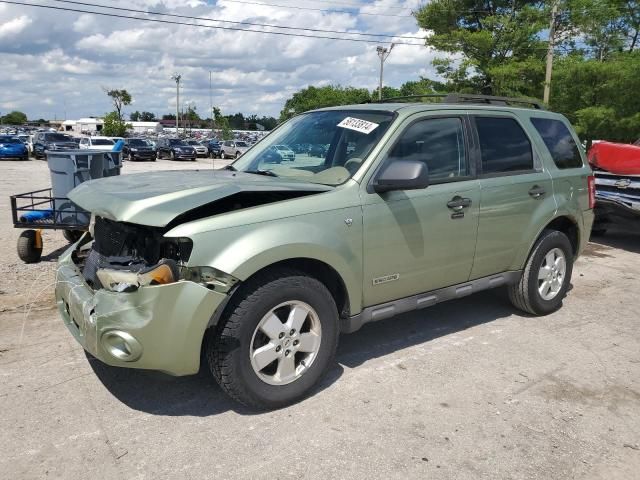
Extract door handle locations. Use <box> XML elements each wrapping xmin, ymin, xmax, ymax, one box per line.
<box><xmin>528</xmin><ymin>185</ymin><xmax>546</xmax><ymax>199</ymax></box>
<box><xmin>447</xmin><ymin>196</ymin><xmax>472</xmax><ymax>211</ymax></box>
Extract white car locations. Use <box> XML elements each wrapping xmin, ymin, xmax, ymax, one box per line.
<box><xmin>220</xmin><ymin>140</ymin><xmax>249</xmax><ymax>159</ymax></box>
<box><xmin>186</xmin><ymin>140</ymin><xmax>208</xmax><ymax>157</ymax></box>
<box><xmin>79</xmin><ymin>136</ymin><xmax>115</xmax><ymax>150</ymax></box>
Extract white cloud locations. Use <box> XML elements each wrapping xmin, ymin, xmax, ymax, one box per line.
<box><xmin>0</xmin><ymin>1</ymin><xmax>440</xmax><ymax>120</ymax></box>
<box><xmin>0</xmin><ymin>15</ymin><xmax>32</xmax><ymax>39</ymax></box>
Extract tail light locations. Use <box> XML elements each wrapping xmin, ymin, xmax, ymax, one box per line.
<box><xmin>587</xmin><ymin>175</ymin><xmax>596</xmax><ymax>209</ymax></box>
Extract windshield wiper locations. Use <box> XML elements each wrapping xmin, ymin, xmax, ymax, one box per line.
<box><xmin>223</xmin><ymin>164</ymin><xmax>237</xmax><ymax>171</ymax></box>
<box><xmin>245</xmin><ymin>169</ymin><xmax>278</xmax><ymax>177</ymax></box>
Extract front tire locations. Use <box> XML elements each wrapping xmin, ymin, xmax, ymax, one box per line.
<box><xmin>508</xmin><ymin>229</ymin><xmax>573</xmax><ymax>315</ymax></box>
<box><xmin>208</xmin><ymin>269</ymin><xmax>339</xmax><ymax>409</ymax></box>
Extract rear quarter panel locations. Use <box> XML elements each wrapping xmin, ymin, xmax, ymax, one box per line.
<box><xmin>514</xmin><ymin>111</ymin><xmax>593</xmax><ymax>263</ymax></box>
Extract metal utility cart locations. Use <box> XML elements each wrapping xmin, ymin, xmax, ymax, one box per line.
<box><xmin>10</xmin><ymin>149</ymin><xmax>122</xmax><ymax>263</ymax></box>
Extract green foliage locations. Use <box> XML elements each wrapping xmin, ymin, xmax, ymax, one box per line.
<box><xmin>102</xmin><ymin>111</ymin><xmax>131</xmax><ymax>137</ymax></box>
<box><xmin>415</xmin><ymin>0</ymin><xmax>548</xmax><ymax>96</ymax></box>
<box><xmin>566</xmin><ymin>0</ymin><xmax>640</xmax><ymax>59</ymax></box>
<box><xmin>279</xmin><ymin>85</ymin><xmax>371</xmax><ymax>121</ymax></box>
<box><xmin>551</xmin><ymin>51</ymin><xmax>640</xmax><ymax>143</ymax></box>
<box><xmin>130</xmin><ymin>111</ymin><xmax>156</xmax><ymax>122</ymax></box>
<box><xmin>212</xmin><ymin>107</ymin><xmax>233</xmax><ymax>139</ymax></box>
<box><xmin>1</xmin><ymin>110</ymin><xmax>28</xmax><ymax>125</ymax></box>
<box><xmin>105</xmin><ymin>88</ymin><xmax>132</xmax><ymax>121</ymax></box>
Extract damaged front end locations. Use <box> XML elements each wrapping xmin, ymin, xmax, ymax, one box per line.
<box><xmin>79</xmin><ymin>216</ymin><xmax>194</xmax><ymax>292</ymax></box>
<box><xmin>57</xmin><ymin>216</ymin><xmax>233</xmax><ymax>376</ymax></box>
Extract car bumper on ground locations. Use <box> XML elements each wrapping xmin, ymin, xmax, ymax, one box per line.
<box><xmin>55</xmin><ymin>244</ymin><xmax>228</xmax><ymax>376</ymax></box>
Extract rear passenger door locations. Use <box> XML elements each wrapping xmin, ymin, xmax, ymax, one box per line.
<box><xmin>470</xmin><ymin>114</ymin><xmax>555</xmax><ymax>279</ymax></box>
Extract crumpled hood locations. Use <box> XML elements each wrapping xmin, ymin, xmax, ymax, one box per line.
<box><xmin>69</xmin><ymin>169</ymin><xmax>332</xmax><ymax>228</ymax></box>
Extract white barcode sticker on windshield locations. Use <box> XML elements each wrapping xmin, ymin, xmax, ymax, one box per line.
<box><xmin>337</xmin><ymin>117</ymin><xmax>379</xmax><ymax>134</ymax></box>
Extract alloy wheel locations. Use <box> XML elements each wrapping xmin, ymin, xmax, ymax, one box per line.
<box><xmin>249</xmin><ymin>301</ymin><xmax>322</xmax><ymax>386</ymax></box>
<box><xmin>537</xmin><ymin>247</ymin><xmax>566</xmax><ymax>301</ymax></box>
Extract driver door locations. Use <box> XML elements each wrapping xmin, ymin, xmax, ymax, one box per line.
<box><xmin>361</xmin><ymin>114</ymin><xmax>480</xmax><ymax>307</ymax></box>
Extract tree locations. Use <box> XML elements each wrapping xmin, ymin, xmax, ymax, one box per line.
<box><xmin>130</xmin><ymin>111</ymin><xmax>141</xmax><ymax>121</ymax></box>
<box><xmin>551</xmin><ymin>51</ymin><xmax>640</xmax><ymax>145</ymax></box>
<box><xmin>105</xmin><ymin>88</ymin><xmax>132</xmax><ymax>121</ymax></box>
<box><xmin>139</xmin><ymin>111</ymin><xmax>156</xmax><ymax>122</ymax></box>
<box><xmin>162</xmin><ymin>114</ymin><xmax>176</xmax><ymax>120</ymax></box>
<box><xmin>213</xmin><ymin>107</ymin><xmax>233</xmax><ymax>139</ymax></box>
<box><xmin>414</xmin><ymin>1</ymin><xmax>548</xmax><ymax>96</ymax></box>
<box><xmin>1</xmin><ymin>110</ymin><xmax>28</xmax><ymax>125</ymax></box>
<box><xmin>102</xmin><ymin>111</ymin><xmax>131</xmax><ymax>137</ymax></box>
<box><xmin>279</xmin><ymin>85</ymin><xmax>371</xmax><ymax>120</ymax></box>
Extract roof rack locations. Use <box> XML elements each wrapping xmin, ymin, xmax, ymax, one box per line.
<box><xmin>376</xmin><ymin>93</ymin><xmax>545</xmax><ymax>110</ymax></box>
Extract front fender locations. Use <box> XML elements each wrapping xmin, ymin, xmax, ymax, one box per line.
<box><xmin>177</xmin><ymin>207</ymin><xmax>364</xmax><ymax>315</ymax></box>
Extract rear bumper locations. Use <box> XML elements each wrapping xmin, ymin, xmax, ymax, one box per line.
<box><xmin>55</xmin><ymin>245</ymin><xmax>228</xmax><ymax>376</ymax></box>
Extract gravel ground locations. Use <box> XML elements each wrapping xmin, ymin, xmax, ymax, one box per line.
<box><xmin>0</xmin><ymin>158</ymin><xmax>639</xmax><ymax>479</ymax></box>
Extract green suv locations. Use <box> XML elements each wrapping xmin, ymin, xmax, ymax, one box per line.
<box><xmin>56</xmin><ymin>95</ymin><xmax>595</xmax><ymax>409</ymax></box>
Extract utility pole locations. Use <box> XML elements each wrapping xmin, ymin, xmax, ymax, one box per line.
<box><xmin>171</xmin><ymin>73</ymin><xmax>181</xmax><ymax>135</ymax></box>
<box><xmin>377</xmin><ymin>43</ymin><xmax>395</xmax><ymax>101</ymax></box>
<box><xmin>543</xmin><ymin>2</ymin><xmax>558</xmax><ymax>105</ymax></box>
<box><xmin>209</xmin><ymin>70</ymin><xmax>214</xmax><ymax>134</ymax></box>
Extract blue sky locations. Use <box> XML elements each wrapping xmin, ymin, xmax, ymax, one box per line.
<box><xmin>0</xmin><ymin>0</ymin><xmax>438</xmax><ymax>120</ymax></box>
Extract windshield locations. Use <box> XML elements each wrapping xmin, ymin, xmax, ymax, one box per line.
<box><xmin>187</xmin><ymin>140</ymin><xmax>198</xmax><ymax>145</ymax></box>
<box><xmin>129</xmin><ymin>139</ymin><xmax>147</xmax><ymax>146</ymax></box>
<box><xmin>231</xmin><ymin>109</ymin><xmax>395</xmax><ymax>185</ymax></box>
<box><xmin>0</xmin><ymin>137</ymin><xmax>21</xmax><ymax>144</ymax></box>
<box><xmin>93</xmin><ymin>139</ymin><xmax>114</xmax><ymax>145</ymax></box>
<box><xmin>169</xmin><ymin>139</ymin><xmax>186</xmax><ymax>146</ymax></box>
<box><xmin>45</xmin><ymin>134</ymin><xmax>72</xmax><ymax>142</ymax></box>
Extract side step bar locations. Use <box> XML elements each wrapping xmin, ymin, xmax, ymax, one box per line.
<box><xmin>341</xmin><ymin>271</ymin><xmax>522</xmax><ymax>333</ymax></box>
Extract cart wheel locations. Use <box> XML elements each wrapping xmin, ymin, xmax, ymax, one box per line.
<box><xmin>17</xmin><ymin>230</ymin><xmax>43</xmax><ymax>263</ymax></box>
<box><xmin>63</xmin><ymin>229</ymin><xmax>83</xmax><ymax>243</ymax></box>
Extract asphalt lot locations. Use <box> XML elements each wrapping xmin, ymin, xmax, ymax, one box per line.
<box><xmin>1</xmin><ymin>157</ymin><xmax>639</xmax><ymax>479</ymax></box>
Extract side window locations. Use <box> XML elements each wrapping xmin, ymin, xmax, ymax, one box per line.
<box><xmin>530</xmin><ymin>117</ymin><xmax>583</xmax><ymax>169</ymax></box>
<box><xmin>475</xmin><ymin>117</ymin><xmax>534</xmax><ymax>174</ymax></box>
<box><xmin>387</xmin><ymin>117</ymin><xmax>468</xmax><ymax>182</ymax></box>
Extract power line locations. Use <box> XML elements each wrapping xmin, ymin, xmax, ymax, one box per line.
<box><xmin>215</xmin><ymin>0</ymin><xmax>414</xmax><ymax>18</ymax></box>
<box><xmin>247</xmin><ymin>0</ymin><xmax>414</xmax><ymax>12</ymax></box>
<box><xmin>47</xmin><ymin>0</ymin><xmax>426</xmax><ymax>41</ymax></box>
<box><xmin>0</xmin><ymin>0</ymin><xmax>425</xmax><ymax>45</ymax></box>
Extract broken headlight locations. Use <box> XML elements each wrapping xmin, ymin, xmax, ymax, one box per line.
<box><xmin>97</xmin><ymin>259</ymin><xmax>179</xmax><ymax>292</ymax></box>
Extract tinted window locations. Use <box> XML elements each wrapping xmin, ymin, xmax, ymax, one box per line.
<box><xmin>0</xmin><ymin>137</ymin><xmax>21</xmax><ymax>144</ymax></box>
<box><xmin>93</xmin><ymin>139</ymin><xmax>114</xmax><ymax>145</ymax></box>
<box><xmin>387</xmin><ymin>117</ymin><xmax>468</xmax><ymax>182</ymax></box>
<box><xmin>476</xmin><ymin>117</ymin><xmax>533</xmax><ymax>174</ymax></box>
<box><xmin>45</xmin><ymin>133</ymin><xmax>72</xmax><ymax>142</ymax></box>
<box><xmin>530</xmin><ymin>118</ymin><xmax>582</xmax><ymax>169</ymax></box>
<box><xmin>128</xmin><ymin>139</ymin><xmax>146</xmax><ymax>146</ymax></box>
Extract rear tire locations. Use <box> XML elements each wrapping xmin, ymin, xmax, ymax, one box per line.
<box><xmin>508</xmin><ymin>229</ymin><xmax>573</xmax><ymax>315</ymax></box>
<box><xmin>207</xmin><ymin>269</ymin><xmax>339</xmax><ymax>409</ymax></box>
<box><xmin>17</xmin><ymin>230</ymin><xmax>43</xmax><ymax>263</ymax></box>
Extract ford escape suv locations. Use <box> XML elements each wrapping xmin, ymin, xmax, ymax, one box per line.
<box><xmin>55</xmin><ymin>94</ymin><xmax>594</xmax><ymax>409</ymax></box>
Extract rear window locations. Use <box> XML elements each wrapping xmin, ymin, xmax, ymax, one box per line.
<box><xmin>531</xmin><ymin>118</ymin><xmax>583</xmax><ymax>169</ymax></box>
<box><xmin>93</xmin><ymin>139</ymin><xmax>114</xmax><ymax>145</ymax></box>
<box><xmin>476</xmin><ymin>117</ymin><xmax>534</xmax><ymax>174</ymax></box>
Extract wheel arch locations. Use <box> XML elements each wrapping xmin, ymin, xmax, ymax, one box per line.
<box><xmin>517</xmin><ymin>215</ymin><xmax>580</xmax><ymax>269</ymax></box>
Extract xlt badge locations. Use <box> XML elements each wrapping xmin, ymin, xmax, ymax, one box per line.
<box><xmin>373</xmin><ymin>273</ymin><xmax>400</xmax><ymax>285</ymax></box>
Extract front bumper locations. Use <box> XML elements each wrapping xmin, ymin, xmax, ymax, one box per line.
<box><xmin>595</xmin><ymin>192</ymin><xmax>640</xmax><ymax>220</ymax></box>
<box><xmin>55</xmin><ymin>245</ymin><xmax>228</xmax><ymax>375</ymax></box>
<box><xmin>129</xmin><ymin>150</ymin><xmax>155</xmax><ymax>160</ymax></box>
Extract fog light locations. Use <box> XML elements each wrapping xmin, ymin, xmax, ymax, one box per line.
<box><xmin>101</xmin><ymin>330</ymin><xmax>142</xmax><ymax>362</ymax></box>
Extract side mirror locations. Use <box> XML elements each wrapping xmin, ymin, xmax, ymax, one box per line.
<box><xmin>373</xmin><ymin>160</ymin><xmax>429</xmax><ymax>193</ymax></box>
